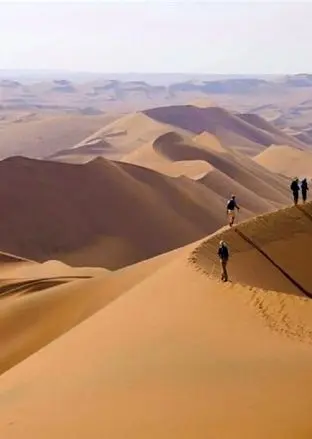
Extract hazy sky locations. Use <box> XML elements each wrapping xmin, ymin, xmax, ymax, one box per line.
<box><xmin>0</xmin><ymin>1</ymin><xmax>311</xmax><ymax>74</ymax></box>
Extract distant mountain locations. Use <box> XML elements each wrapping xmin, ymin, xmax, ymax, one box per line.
<box><xmin>1</xmin><ymin>73</ymin><xmax>312</xmax><ymax>114</ymax></box>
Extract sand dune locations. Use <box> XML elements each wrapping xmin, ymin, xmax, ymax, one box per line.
<box><xmin>52</xmin><ymin>112</ymin><xmax>180</xmax><ymax>163</ymax></box>
<box><xmin>122</xmin><ymin>142</ymin><xmax>212</xmax><ymax>179</ymax></box>
<box><xmin>144</xmin><ymin>105</ymin><xmax>306</xmax><ymax>154</ymax></box>
<box><xmin>152</xmin><ymin>131</ymin><xmax>289</xmax><ymax>205</ymax></box>
<box><xmin>1</xmin><ymin>204</ymin><xmax>312</xmax><ymax>438</ymax></box>
<box><xmin>193</xmin><ymin>131</ymin><xmax>227</xmax><ymax>153</ymax></box>
<box><xmin>214</xmin><ymin>127</ymin><xmax>267</xmax><ymax>156</ymax></box>
<box><xmin>0</xmin><ymin>155</ymin><xmax>232</xmax><ymax>269</ymax></box>
<box><xmin>0</xmin><ymin>113</ymin><xmax>115</xmax><ymax>159</ymax></box>
<box><xmin>0</xmin><ymin>245</ymin><xmax>183</xmax><ymax>375</ymax></box>
<box><xmin>122</xmin><ymin>128</ymin><xmax>289</xmax><ymax>214</ymax></box>
<box><xmin>191</xmin><ymin>202</ymin><xmax>312</xmax><ymax>295</ymax></box>
<box><xmin>50</xmin><ymin>105</ymin><xmax>308</xmax><ymax>165</ymax></box>
<box><xmin>122</xmin><ymin>130</ymin><xmax>214</xmax><ymax>178</ymax></box>
<box><xmin>254</xmin><ymin>144</ymin><xmax>312</xmax><ymax>178</ymax></box>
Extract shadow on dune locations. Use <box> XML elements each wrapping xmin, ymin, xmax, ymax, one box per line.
<box><xmin>190</xmin><ymin>202</ymin><xmax>312</xmax><ymax>297</ymax></box>
<box><xmin>153</xmin><ymin>131</ymin><xmax>289</xmax><ymax>205</ymax></box>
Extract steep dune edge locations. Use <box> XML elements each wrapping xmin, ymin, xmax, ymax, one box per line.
<box><xmin>2</xmin><ymin>222</ymin><xmax>312</xmax><ymax>438</ymax></box>
<box><xmin>190</xmin><ymin>202</ymin><xmax>312</xmax><ymax>297</ymax></box>
<box><xmin>0</xmin><ymin>155</ymin><xmax>230</xmax><ymax>269</ymax></box>
<box><xmin>153</xmin><ymin>131</ymin><xmax>289</xmax><ymax>206</ymax></box>
<box><xmin>121</xmin><ymin>133</ymin><xmax>212</xmax><ymax>179</ymax></box>
<box><xmin>189</xmin><ymin>202</ymin><xmax>312</xmax><ymax>345</ymax></box>
<box><xmin>144</xmin><ymin>105</ymin><xmax>306</xmax><ymax>151</ymax></box>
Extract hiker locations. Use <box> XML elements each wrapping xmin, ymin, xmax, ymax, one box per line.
<box><xmin>227</xmin><ymin>195</ymin><xmax>240</xmax><ymax>227</ymax></box>
<box><xmin>290</xmin><ymin>177</ymin><xmax>300</xmax><ymax>205</ymax></box>
<box><xmin>218</xmin><ymin>240</ymin><xmax>229</xmax><ymax>282</ymax></box>
<box><xmin>301</xmin><ymin>178</ymin><xmax>309</xmax><ymax>204</ymax></box>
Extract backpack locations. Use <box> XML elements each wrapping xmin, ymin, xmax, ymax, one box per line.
<box><xmin>227</xmin><ymin>199</ymin><xmax>235</xmax><ymax>210</ymax></box>
<box><xmin>218</xmin><ymin>245</ymin><xmax>229</xmax><ymax>260</ymax></box>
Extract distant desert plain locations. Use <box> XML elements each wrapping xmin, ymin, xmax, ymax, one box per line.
<box><xmin>1</xmin><ymin>71</ymin><xmax>312</xmax><ymax>439</ymax></box>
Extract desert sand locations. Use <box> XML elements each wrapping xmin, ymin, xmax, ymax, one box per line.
<box><xmin>1</xmin><ymin>95</ymin><xmax>312</xmax><ymax>439</ymax></box>
<box><xmin>0</xmin><ymin>134</ymin><xmax>290</xmax><ymax>269</ymax></box>
<box><xmin>0</xmin><ymin>112</ymin><xmax>117</xmax><ymax>159</ymax></box>
<box><xmin>1</xmin><ymin>203</ymin><xmax>312</xmax><ymax>439</ymax></box>
<box><xmin>254</xmin><ymin>144</ymin><xmax>312</xmax><ymax>178</ymax></box>
<box><xmin>49</xmin><ymin>104</ymin><xmax>309</xmax><ymax>164</ymax></box>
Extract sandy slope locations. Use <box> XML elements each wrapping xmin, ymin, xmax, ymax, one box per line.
<box><xmin>254</xmin><ymin>144</ymin><xmax>312</xmax><ymax>178</ymax></box>
<box><xmin>121</xmin><ymin>130</ymin><xmax>214</xmax><ymax>178</ymax></box>
<box><xmin>0</xmin><ymin>113</ymin><xmax>116</xmax><ymax>159</ymax></box>
<box><xmin>151</xmin><ymin>130</ymin><xmax>289</xmax><ymax>206</ymax></box>
<box><xmin>0</xmin><ymin>155</ymin><xmax>231</xmax><ymax>269</ymax></box>
<box><xmin>144</xmin><ymin>105</ymin><xmax>307</xmax><ymax>153</ymax></box>
<box><xmin>1</xmin><ymin>205</ymin><xmax>312</xmax><ymax>438</ymax></box>
<box><xmin>0</xmin><ymin>245</ymin><xmax>183</xmax><ymax>375</ymax></box>
<box><xmin>52</xmin><ymin>112</ymin><xmax>181</xmax><ymax>163</ymax></box>
<box><xmin>49</xmin><ymin>105</ymin><xmax>308</xmax><ymax>165</ymax></box>
<box><xmin>123</xmin><ymin>128</ymin><xmax>289</xmax><ymax>209</ymax></box>
<box><xmin>191</xmin><ymin>202</ymin><xmax>312</xmax><ymax>295</ymax></box>
<box><xmin>0</xmin><ymin>254</ymin><xmax>106</xmax><ymax>373</ymax></box>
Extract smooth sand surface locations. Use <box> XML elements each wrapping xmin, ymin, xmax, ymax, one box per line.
<box><xmin>144</xmin><ymin>105</ymin><xmax>306</xmax><ymax>150</ymax></box>
<box><xmin>254</xmin><ymin>144</ymin><xmax>312</xmax><ymax>178</ymax></box>
<box><xmin>0</xmin><ymin>243</ymin><xmax>186</xmax><ymax>374</ymax></box>
<box><xmin>1</xmin><ymin>204</ymin><xmax>312</xmax><ymax>438</ymax></box>
<box><xmin>55</xmin><ymin>112</ymin><xmax>179</xmax><ymax>162</ymax></box>
<box><xmin>0</xmin><ymin>113</ymin><xmax>115</xmax><ymax>159</ymax></box>
<box><xmin>1</xmin><ymin>102</ymin><xmax>312</xmax><ymax>438</ymax></box>
<box><xmin>0</xmin><ymin>155</ymin><xmax>230</xmax><ymax>268</ymax></box>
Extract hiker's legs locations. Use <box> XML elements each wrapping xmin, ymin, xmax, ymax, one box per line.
<box><xmin>228</xmin><ymin>210</ymin><xmax>235</xmax><ymax>227</ymax></box>
<box><xmin>302</xmin><ymin>191</ymin><xmax>307</xmax><ymax>204</ymax></box>
<box><xmin>293</xmin><ymin>191</ymin><xmax>299</xmax><ymax>205</ymax></box>
<box><xmin>220</xmin><ymin>259</ymin><xmax>228</xmax><ymax>282</ymax></box>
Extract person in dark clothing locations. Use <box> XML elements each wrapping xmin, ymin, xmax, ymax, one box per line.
<box><xmin>290</xmin><ymin>178</ymin><xmax>300</xmax><ymax>205</ymax></box>
<box><xmin>227</xmin><ymin>195</ymin><xmax>240</xmax><ymax>227</ymax></box>
<box><xmin>218</xmin><ymin>240</ymin><xmax>229</xmax><ymax>282</ymax></box>
<box><xmin>301</xmin><ymin>178</ymin><xmax>309</xmax><ymax>204</ymax></box>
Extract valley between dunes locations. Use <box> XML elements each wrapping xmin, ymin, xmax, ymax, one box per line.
<box><xmin>0</xmin><ymin>102</ymin><xmax>312</xmax><ymax>438</ymax></box>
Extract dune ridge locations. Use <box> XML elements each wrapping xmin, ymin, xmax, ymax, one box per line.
<box><xmin>0</xmin><ymin>155</ymin><xmax>234</xmax><ymax>269</ymax></box>
<box><xmin>152</xmin><ymin>130</ymin><xmax>289</xmax><ymax>205</ymax></box>
<box><xmin>144</xmin><ymin>105</ymin><xmax>307</xmax><ymax>152</ymax></box>
<box><xmin>1</xmin><ymin>204</ymin><xmax>312</xmax><ymax>438</ymax></box>
<box><xmin>51</xmin><ymin>112</ymin><xmax>182</xmax><ymax>163</ymax></box>
<box><xmin>254</xmin><ymin>144</ymin><xmax>312</xmax><ymax>178</ymax></box>
<box><xmin>190</xmin><ymin>202</ymin><xmax>312</xmax><ymax>296</ymax></box>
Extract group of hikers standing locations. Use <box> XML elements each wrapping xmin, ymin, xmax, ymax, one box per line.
<box><xmin>290</xmin><ymin>177</ymin><xmax>309</xmax><ymax>205</ymax></box>
<box><xmin>218</xmin><ymin>178</ymin><xmax>310</xmax><ymax>282</ymax></box>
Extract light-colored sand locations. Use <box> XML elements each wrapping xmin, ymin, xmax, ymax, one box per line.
<box><xmin>144</xmin><ymin>105</ymin><xmax>306</xmax><ymax>154</ymax></box>
<box><xmin>121</xmin><ymin>130</ymin><xmax>214</xmax><ymax>178</ymax></box>
<box><xmin>0</xmin><ymin>113</ymin><xmax>116</xmax><ymax>159</ymax></box>
<box><xmin>1</xmin><ymin>204</ymin><xmax>312</xmax><ymax>438</ymax></box>
<box><xmin>193</xmin><ymin>131</ymin><xmax>227</xmax><ymax>153</ymax></box>
<box><xmin>122</xmin><ymin>129</ymin><xmax>289</xmax><ymax>222</ymax></box>
<box><xmin>0</xmin><ymin>244</ymin><xmax>185</xmax><ymax>375</ymax></box>
<box><xmin>52</xmin><ymin>112</ymin><xmax>180</xmax><ymax>163</ymax></box>
<box><xmin>254</xmin><ymin>144</ymin><xmax>312</xmax><ymax>178</ymax></box>
<box><xmin>0</xmin><ymin>155</ymin><xmax>232</xmax><ymax>269</ymax></box>
<box><xmin>151</xmin><ymin>130</ymin><xmax>289</xmax><ymax>207</ymax></box>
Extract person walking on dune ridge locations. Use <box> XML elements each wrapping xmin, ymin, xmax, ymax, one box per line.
<box><xmin>218</xmin><ymin>240</ymin><xmax>229</xmax><ymax>282</ymax></box>
<box><xmin>290</xmin><ymin>177</ymin><xmax>300</xmax><ymax>205</ymax></box>
<box><xmin>301</xmin><ymin>178</ymin><xmax>309</xmax><ymax>204</ymax></box>
<box><xmin>226</xmin><ymin>194</ymin><xmax>240</xmax><ymax>227</ymax></box>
